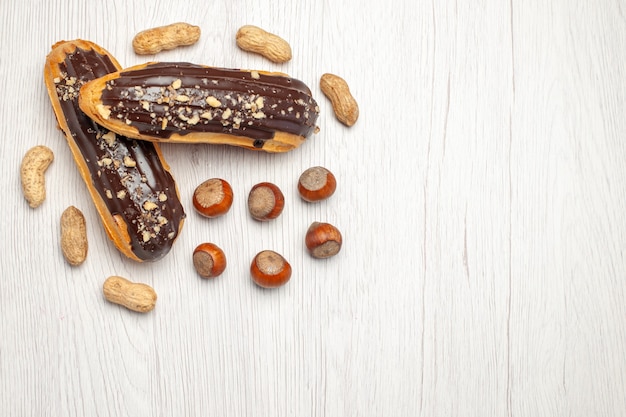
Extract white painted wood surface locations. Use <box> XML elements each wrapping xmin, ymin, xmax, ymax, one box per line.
<box><xmin>1</xmin><ymin>0</ymin><xmax>625</xmax><ymax>415</ymax></box>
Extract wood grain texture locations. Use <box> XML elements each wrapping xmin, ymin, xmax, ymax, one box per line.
<box><xmin>1</xmin><ymin>0</ymin><xmax>625</xmax><ymax>416</ymax></box>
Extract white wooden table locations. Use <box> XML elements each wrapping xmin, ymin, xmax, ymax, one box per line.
<box><xmin>1</xmin><ymin>0</ymin><xmax>625</xmax><ymax>415</ymax></box>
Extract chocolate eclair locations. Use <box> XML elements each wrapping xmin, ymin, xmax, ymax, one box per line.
<box><xmin>44</xmin><ymin>40</ymin><xmax>185</xmax><ymax>262</ymax></box>
<box><xmin>78</xmin><ymin>62</ymin><xmax>320</xmax><ymax>152</ymax></box>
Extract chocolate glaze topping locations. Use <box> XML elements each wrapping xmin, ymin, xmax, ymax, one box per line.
<box><xmin>53</xmin><ymin>48</ymin><xmax>185</xmax><ymax>261</ymax></box>
<box><xmin>99</xmin><ymin>63</ymin><xmax>320</xmax><ymax>146</ymax></box>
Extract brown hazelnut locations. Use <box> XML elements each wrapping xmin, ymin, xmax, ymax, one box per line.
<box><xmin>193</xmin><ymin>243</ymin><xmax>227</xmax><ymax>278</ymax></box>
<box><xmin>250</xmin><ymin>250</ymin><xmax>292</xmax><ymax>288</ymax></box>
<box><xmin>298</xmin><ymin>166</ymin><xmax>336</xmax><ymax>202</ymax></box>
<box><xmin>248</xmin><ymin>182</ymin><xmax>285</xmax><ymax>221</ymax></box>
<box><xmin>305</xmin><ymin>222</ymin><xmax>342</xmax><ymax>259</ymax></box>
<box><xmin>193</xmin><ymin>178</ymin><xmax>233</xmax><ymax>218</ymax></box>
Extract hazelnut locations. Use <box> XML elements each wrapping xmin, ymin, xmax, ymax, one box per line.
<box><xmin>247</xmin><ymin>182</ymin><xmax>285</xmax><ymax>221</ymax></box>
<box><xmin>193</xmin><ymin>178</ymin><xmax>233</xmax><ymax>218</ymax></box>
<box><xmin>305</xmin><ymin>222</ymin><xmax>343</xmax><ymax>259</ymax></box>
<box><xmin>298</xmin><ymin>166</ymin><xmax>336</xmax><ymax>202</ymax></box>
<box><xmin>250</xmin><ymin>250</ymin><xmax>292</xmax><ymax>288</ymax></box>
<box><xmin>193</xmin><ymin>243</ymin><xmax>227</xmax><ymax>278</ymax></box>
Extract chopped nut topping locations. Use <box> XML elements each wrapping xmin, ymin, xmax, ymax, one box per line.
<box><xmin>171</xmin><ymin>79</ymin><xmax>182</xmax><ymax>89</ymax></box>
<box><xmin>143</xmin><ymin>201</ymin><xmax>158</xmax><ymax>211</ymax></box>
<box><xmin>123</xmin><ymin>156</ymin><xmax>137</xmax><ymax>167</ymax></box>
<box><xmin>250</xmin><ymin>71</ymin><xmax>260</xmax><ymax>79</ymax></box>
<box><xmin>97</xmin><ymin>104</ymin><xmax>111</xmax><ymax>120</ymax></box>
<box><xmin>101</xmin><ymin>131</ymin><xmax>117</xmax><ymax>147</ymax></box>
<box><xmin>206</xmin><ymin>96</ymin><xmax>221</xmax><ymax>107</ymax></box>
<box><xmin>187</xmin><ymin>113</ymin><xmax>200</xmax><ymax>125</ymax></box>
<box><xmin>117</xmin><ymin>190</ymin><xmax>127</xmax><ymax>199</ymax></box>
